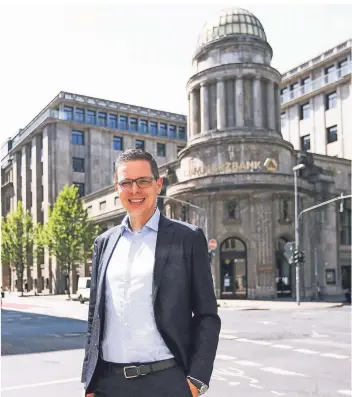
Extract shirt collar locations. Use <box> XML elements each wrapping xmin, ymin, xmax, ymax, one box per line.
<box><xmin>121</xmin><ymin>207</ymin><xmax>160</xmax><ymax>233</ymax></box>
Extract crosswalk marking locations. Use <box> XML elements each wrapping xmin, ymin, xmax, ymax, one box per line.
<box><xmin>338</xmin><ymin>390</ymin><xmax>352</xmax><ymax>396</ymax></box>
<box><xmin>293</xmin><ymin>348</ymin><xmax>319</xmax><ymax>355</ymax></box>
<box><xmin>321</xmin><ymin>353</ymin><xmax>350</xmax><ymax>359</ymax></box>
<box><xmin>271</xmin><ymin>391</ymin><xmax>286</xmax><ymax>396</ymax></box>
<box><xmin>216</xmin><ymin>354</ymin><xmax>236</xmax><ymax>361</ymax></box>
<box><xmin>235</xmin><ymin>360</ymin><xmax>261</xmax><ymax>367</ymax></box>
<box><xmin>272</xmin><ymin>344</ymin><xmax>293</xmax><ymax>349</ymax></box>
<box><xmin>260</xmin><ymin>367</ymin><xmax>305</xmax><ymax>377</ymax></box>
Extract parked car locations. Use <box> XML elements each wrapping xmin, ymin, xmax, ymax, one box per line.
<box><xmin>77</xmin><ymin>277</ymin><xmax>91</xmax><ymax>304</ymax></box>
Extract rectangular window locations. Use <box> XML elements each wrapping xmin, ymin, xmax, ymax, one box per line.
<box><xmin>73</xmin><ymin>183</ymin><xmax>85</xmax><ymax>197</ymax></box>
<box><xmin>280</xmin><ymin>87</ymin><xmax>289</xmax><ymax>102</ymax></box>
<box><xmin>135</xmin><ymin>139</ymin><xmax>145</xmax><ymax>150</ymax></box>
<box><xmin>97</xmin><ymin>112</ymin><xmax>107</xmax><ymax>127</ymax></box>
<box><xmin>72</xmin><ymin>130</ymin><xmax>84</xmax><ymax>145</ymax></box>
<box><xmin>64</xmin><ymin>106</ymin><xmax>73</xmax><ymax>121</ymax></box>
<box><xmin>157</xmin><ymin>143</ymin><xmax>166</xmax><ymax>157</ymax></box>
<box><xmin>99</xmin><ymin>201</ymin><xmax>106</xmax><ymax>210</ymax></box>
<box><xmin>75</xmin><ymin>108</ymin><xmax>84</xmax><ymax>123</ymax></box>
<box><xmin>290</xmin><ymin>82</ymin><xmax>299</xmax><ymax>99</ymax></box>
<box><xmin>178</xmin><ymin>126</ymin><xmax>186</xmax><ymax>140</ymax></box>
<box><xmin>300</xmin><ymin>135</ymin><xmax>311</xmax><ymax>151</ymax></box>
<box><xmin>150</xmin><ymin>121</ymin><xmax>158</xmax><ymax>136</ymax></box>
<box><xmin>325</xmin><ymin>65</ymin><xmax>335</xmax><ymax>83</ymax></box>
<box><xmin>299</xmin><ymin>103</ymin><xmax>310</xmax><ymax>120</ymax></box>
<box><xmin>114</xmin><ymin>196</ymin><xmax>119</xmax><ymax>206</ymax></box>
<box><xmin>86</xmin><ymin>110</ymin><xmax>96</xmax><ymax>124</ymax></box>
<box><xmin>327</xmin><ymin>125</ymin><xmax>338</xmax><ymax>144</ymax></box>
<box><xmin>301</xmin><ymin>77</ymin><xmax>311</xmax><ymax>94</ymax></box>
<box><xmin>108</xmin><ymin>114</ymin><xmax>118</xmax><ymax>129</ymax></box>
<box><xmin>280</xmin><ymin>112</ymin><xmax>287</xmax><ymax>128</ymax></box>
<box><xmin>338</xmin><ymin>58</ymin><xmax>348</xmax><ymax>77</ymax></box>
<box><xmin>340</xmin><ymin>208</ymin><xmax>352</xmax><ymax>245</ymax></box>
<box><xmin>73</xmin><ymin>157</ymin><xmax>85</xmax><ymax>172</ymax></box>
<box><xmin>325</xmin><ymin>91</ymin><xmax>337</xmax><ymax>110</ymax></box>
<box><xmin>130</xmin><ymin>117</ymin><xmax>138</xmax><ymax>132</ymax></box>
<box><xmin>87</xmin><ymin>206</ymin><xmax>92</xmax><ymax>215</ymax></box>
<box><xmin>120</xmin><ymin>115</ymin><xmax>128</xmax><ymax>130</ymax></box>
<box><xmin>159</xmin><ymin>123</ymin><xmax>167</xmax><ymax>137</ymax></box>
<box><xmin>168</xmin><ymin>125</ymin><xmax>176</xmax><ymax>139</ymax></box>
<box><xmin>140</xmin><ymin>119</ymin><xmax>148</xmax><ymax>133</ymax></box>
<box><xmin>113</xmin><ymin>136</ymin><xmax>123</xmax><ymax>151</ymax></box>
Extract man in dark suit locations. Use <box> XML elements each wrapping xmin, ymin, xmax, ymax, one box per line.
<box><xmin>82</xmin><ymin>149</ymin><xmax>221</xmax><ymax>397</ymax></box>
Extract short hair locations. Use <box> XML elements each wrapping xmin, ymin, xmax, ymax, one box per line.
<box><xmin>113</xmin><ymin>149</ymin><xmax>159</xmax><ymax>183</ymax></box>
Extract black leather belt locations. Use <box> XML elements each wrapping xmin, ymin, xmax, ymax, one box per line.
<box><xmin>101</xmin><ymin>358</ymin><xmax>177</xmax><ymax>379</ymax></box>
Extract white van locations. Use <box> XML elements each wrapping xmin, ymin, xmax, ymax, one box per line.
<box><xmin>77</xmin><ymin>277</ymin><xmax>91</xmax><ymax>304</ymax></box>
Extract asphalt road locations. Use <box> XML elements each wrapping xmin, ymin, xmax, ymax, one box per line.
<box><xmin>1</xmin><ymin>300</ymin><xmax>351</xmax><ymax>397</ymax></box>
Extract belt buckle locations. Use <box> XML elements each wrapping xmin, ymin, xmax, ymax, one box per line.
<box><xmin>123</xmin><ymin>365</ymin><xmax>147</xmax><ymax>379</ymax></box>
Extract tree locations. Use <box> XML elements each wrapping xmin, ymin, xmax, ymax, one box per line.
<box><xmin>1</xmin><ymin>202</ymin><xmax>34</xmax><ymax>296</ymax></box>
<box><xmin>82</xmin><ymin>221</ymin><xmax>100</xmax><ymax>277</ymax></box>
<box><xmin>44</xmin><ymin>185</ymin><xmax>98</xmax><ymax>297</ymax></box>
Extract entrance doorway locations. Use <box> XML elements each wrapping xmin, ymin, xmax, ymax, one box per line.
<box><xmin>220</xmin><ymin>237</ymin><xmax>247</xmax><ymax>299</ymax></box>
<box><xmin>276</xmin><ymin>237</ymin><xmax>293</xmax><ymax>297</ymax></box>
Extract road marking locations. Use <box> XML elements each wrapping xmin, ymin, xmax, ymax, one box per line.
<box><xmin>63</xmin><ymin>333</ymin><xmax>82</xmax><ymax>337</ymax></box>
<box><xmin>235</xmin><ymin>360</ymin><xmax>261</xmax><ymax>367</ymax></box>
<box><xmin>236</xmin><ymin>338</ymin><xmax>271</xmax><ymax>345</ymax></box>
<box><xmin>220</xmin><ymin>334</ymin><xmax>237</xmax><ymax>340</ymax></box>
<box><xmin>338</xmin><ymin>390</ymin><xmax>352</xmax><ymax>396</ymax></box>
<box><xmin>260</xmin><ymin>367</ymin><xmax>305</xmax><ymax>377</ymax></box>
<box><xmin>311</xmin><ymin>331</ymin><xmax>328</xmax><ymax>338</ymax></box>
<box><xmin>1</xmin><ymin>377</ymin><xmax>80</xmax><ymax>391</ymax></box>
<box><xmin>228</xmin><ymin>382</ymin><xmax>240</xmax><ymax>386</ymax></box>
<box><xmin>272</xmin><ymin>344</ymin><xmax>293</xmax><ymax>349</ymax></box>
<box><xmin>250</xmin><ymin>384</ymin><xmax>264</xmax><ymax>389</ymax></box>
<box><xmin>271</xmin><ymin>391</ymin><xmax>286</xmax><ymax>396</ymax></box>
<box><xmin>294</xmin><ymin>348</ymin><xmax>319</xmax><ymax>355</ymax></box>
<box><xmin>260</xmin><ymin>321</ymin><xmax>277</xmax><ymax>325</ymax></box>
<box><xmin>321</xmin><ymin>353</ymin><xmax>350</xmax><ymax>359</ymax></box>
<box><xmin>216</xmin><ymin>354</ymin><xmax>236</xmax><ymax>361</ymax></box>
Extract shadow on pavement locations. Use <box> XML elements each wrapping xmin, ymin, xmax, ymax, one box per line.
<box><xmin>1</xmin><ymin>309</ymin><xmax>87</xmax><ymax>356</ymax></box>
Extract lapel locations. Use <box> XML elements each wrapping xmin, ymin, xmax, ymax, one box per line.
<box><xmin>97</xmin><ymin>226</ymin><xmax>122</xmax><ymax>293</ymax></box>
<box><xmin>153</xmin><ymin>214</ymin><xmax>175</xmax><ymax>304</ymax></box>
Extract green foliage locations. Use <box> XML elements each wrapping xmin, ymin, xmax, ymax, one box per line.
<box><xmin>1</xmin><ymin>202</ymin><xmax>33</xmax><ymax>295</ymax></box>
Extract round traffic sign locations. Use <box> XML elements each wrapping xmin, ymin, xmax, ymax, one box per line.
<box><xmin>208</xmin><ymin>239</ymin><xmax>217</xmax><ymax>250</ymax></box>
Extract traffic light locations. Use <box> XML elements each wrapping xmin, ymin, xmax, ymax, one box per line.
<box><xmin>296</xmin><ymin>151</ymin><xmax>323</xmax><ymax>183</ymax></box>
<box><xmin>298</xmin><ymin>251</ymin><xmax>305</xmax><ymax>265</ymax></box>
<box><xmin>293</xmin><ymin>249</ymin><xmax>299</xmax><ymax>265</ymax></box>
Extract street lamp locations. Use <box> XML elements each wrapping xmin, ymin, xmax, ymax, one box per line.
<box><xmin>293</xmin><ymin>163</ymin><xmax>305</xmax><ymax>305</ymax></box>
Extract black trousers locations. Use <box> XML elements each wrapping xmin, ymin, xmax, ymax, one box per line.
<box><xmin>92</xmin><ymin>360</ymin><xmax>193</xmax><ymax>397</ymax></box>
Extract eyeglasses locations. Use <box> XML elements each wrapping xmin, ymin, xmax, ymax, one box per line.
<box><xmin>118</xmin><ymin>177</ymin><xmax>156</xmax><ymax>190</ymax></box>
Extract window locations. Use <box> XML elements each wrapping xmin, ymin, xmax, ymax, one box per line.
<box><xmin>177</xmin><ymin>145</ymin><xmax>184</xmax><ymax>154</ymax></box>
<box><xmin>300</xmin><ymin>135</ymin><xmax>311</xmax><ymax>151</ymax></box>
<box><xmin>73</xmin><ymin>183</ymin><xmax>85</xmax><ymax>197</ymax></box>
<box><xmin>135</xmin><ymin>139</ymin><xmax>145</xmax><ymax>150</ymax></box>
<box><xmin>224</xmin><ymin>200</ymin><xmax>239</xmax><ymax>220</ymax></box>
<box><xmin>76</xmin><ymin>108</ymin><xmax>84</xmax><ymax>123</ymax></box>
<box><xmin>281</xmin><ymin>87</ymin><xmax>289</xmax><ymax>102</ymax></box>
<box><xmin>109</xmin><ymin>114</ymin><xmax>118</xmax><ymax>129</ymax></box>
<box><xmin>120</xmin><ymin>116</ymin><xmax>128</xmax><ymax>130</ymax></box>
<box><xmin>140</xmin><ymin>120</ymin><xmax>148</xmax><ymax>133</ymax></box>
<box><xmin>280</xmin><ymin>112</ymin><xmax>287</xmax><ymax>128</ymax></box>
<box><xmin>301</xmin><ymin>77</ymin><xmax>311</xmax><ymax>94</ymax></box>
<box><xmin>159</xmin><ymin>123</ymin><xmax>167</xmax><ymax>137</ymax></box>
<box><xmin>86</xmin><ymin>110</ymin><xmax>96</xmax><ymax>124</ymax></box>
<box><xmin>168</xmin><ymin>125</ymin><xmax>176</xmax><ymax>139</ymax></box>
<box><xmin>340</xmin><ymin>207</ymin><xmax>351</xmax><ymax>245</ymax></box>
<box><xmin>327</xmin><ymin>125</ymin><xmax>338</xmax><ymax>143</ymax></box>
<box><xmin>114</xmin><ymin>196</ymin><xmax>119</xmax><ymax>206</ymax></box>
<box><xmin>130</xmin><ymin>118</ymin><xmax>138</xmax><ymax>132</ymax></box>
<box><xmin>157</xmin><ymin>143</ymin><xmax>166</xmax><ymax>157</ymax></box>
<box><xmin>64</xmin><ymin>106</ymin><xmax>73</xmax><ymax>121</ymax></box>
<box><xmin>338</xmin><ymin>58</ymin><xmax>348</xmax><ymax>77</ymax></box>
<box><xmin>178</xmin><ymin>126</ymin><xmax>186</xmax><ymax>140</ymax></box>
<box><xmin>97</xmin><ymin>112</ymin><xmax>107</xmax><ymax>127</ymax></box>
<box><xmin>87</xmin><ymin>206</ymin><xmax>92</xmax><ymax>215</ymax></box>
<box><xmin>150</xmin><ymin>121</ymin><xmax>158</xmax><ymax>135</ymax></box>
<box><xmin>299</xmin><ymin>103</ymin><xmax>310</xmax><ymax>120</ymax></box>
<box><xmin>73</xmin><ymin>157</ymin><xmax>84</xmax><ymax>172</ymax></box>
<box><xmin>72</xmin><ymin>130</ymin><xmax>84</xmax><ymax>145</ymax></box>
<box><xmin>113</xmin><ymin>136</ymin><xmax>123</xmax><ymax>151</ymax></box>
<box><xmin>290</xmin><ymin>82</ymin><xmax>299</xmax><ymax>99</ymax></box>
<box><xmin>99</xmin><ymin>201</ymin><xmax>106</xmax><ymax>210</ymax></box>
<box><xmin>325</xmin><ymin>92</ymin><xmax>337</xmax><ymax>110</ymax></box>
<box><xmin>279</xmin><ymin>198</ymin><xmax>292</xmax><ymax>223</ymax></box>
<box><xmin>325</xmin><ymin>65</ymin><xmax>335</xmax><ymax>83</ymax></box>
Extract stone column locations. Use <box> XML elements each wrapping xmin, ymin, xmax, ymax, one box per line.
<box><xmin>337</xmin><ymin>86</ymin><xmax>344</xmax><ymax>158</ymax></box>
<box><xmin>275</xmin><ymin>84</ymin><xmax>282</xmax><ymax>134</ymax></box>
<box><xmin>266</xmin><ymin>81</ymin><xmax>276</xmax><ymax>130</ymax></box>
<box><xmin>21</xmin><ymin>144</ymin><xmax>31</xmax><ymax>211</ymax></box>
<box><xmin>253</xmin><ymin>78</ymin><xmax>262</xmax><ymax>128</ymax></box>
<box><xmin>187</xmin><ymin>94</ymin><xmax>191</xmax><ymax>140</ymax></box>
<box><xmin>235</xmin><ymin>78</ymin><xmax>244</xmax><ymax>127</ymax></box>
<box><xmin>200</xmin><ymin>83</ymin><xmax>210</xmax><ymax>133</ymax></box>
<box><xmin>12</xmin><ymin>151</ymin><xmax>22</xmax><ymax>208</ymax></box>
<box><xmin>216</xmin><ymin>79</ymin><xmax>226</xmax><ymax>130</ymax></box>
<box><xmin>190</xmin><ymin>89</ymin><xmax>200</xmax><ymax>136</ymax></box>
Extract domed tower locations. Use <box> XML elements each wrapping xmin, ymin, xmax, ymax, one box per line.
<box><xmin>165</xmin><ymin>8</ymin><xmax>305</xmax><ymax>301</ymax></box>
<box><xmin>187</xmin><ymin>8</ymin><xmax>282</xmax><ymax>141</ymax></box>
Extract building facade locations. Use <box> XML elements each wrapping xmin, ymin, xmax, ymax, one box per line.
<box><xmin>82</xmin><ymin>8</ymin><xmax>351</xmax><ymax>300</ymax></box>
<box><xmin>1</xmin><ymin>92</ymin><xmax>187</xmax><ymax>292</ymax></box>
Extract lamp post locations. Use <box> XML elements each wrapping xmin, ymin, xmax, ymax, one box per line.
<box><xmin>293</xmin><ymin>163</ymin><xmax>305</xmax><ymax>305</ymax></box>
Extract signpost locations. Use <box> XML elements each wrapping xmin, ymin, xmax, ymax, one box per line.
<box><xmin>208</xmin><ymin>239</ymin><xmax>217</xmax><ymax>251</ymax></box>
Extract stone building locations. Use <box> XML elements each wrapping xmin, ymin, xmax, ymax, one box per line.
<box><xmin>1</xmin><ymin>92</ymin><xmax>187</xmax><ymax>292</ymax></box>
<box><xmin>82</xmin><ymin>8</ymin><xmax>351</xmax><ymax>300</ymax></box>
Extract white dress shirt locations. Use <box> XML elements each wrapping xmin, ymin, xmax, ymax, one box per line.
<box><xmin>101</xmin><ymin>208</ymin><xmax>174</xmax><ymax>363</ymax></box>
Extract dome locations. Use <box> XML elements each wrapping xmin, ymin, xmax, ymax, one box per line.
<box><xmin>197</xmin><ymin>8</ymin><xmax>267</xmax><ymax>50</ymax></box>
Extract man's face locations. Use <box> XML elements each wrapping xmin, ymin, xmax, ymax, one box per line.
<box><xmin>115</xmin><ymin>160</ymin><xmax>163</xmax><ymax>218</ymax></box>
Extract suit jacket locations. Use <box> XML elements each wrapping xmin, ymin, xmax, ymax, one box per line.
<box><xmin>81</xmin><ymin>213</ymin><xmax>221</xmax><ymax>393</ymax></box>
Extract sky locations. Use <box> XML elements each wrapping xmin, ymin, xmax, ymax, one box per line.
<box><xmin>0</xmin><ymin>2</ymin><xmax>351</xmax><ymax>144</ymax></box>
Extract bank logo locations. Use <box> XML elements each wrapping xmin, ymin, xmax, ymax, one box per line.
<box><xmin>264</xmin><ymin>158</ymin><xmax>278</xmax><ymax>172</ymax></box>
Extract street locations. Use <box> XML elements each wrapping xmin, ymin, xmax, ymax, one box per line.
<box><xmin>1</xmin><ymin>296</ymin><xmax>351</xmax><ymax>397</ymax></box>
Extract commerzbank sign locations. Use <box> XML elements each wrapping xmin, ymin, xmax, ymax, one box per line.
<box><xmin>184</xmin><ymin>158</ymin><xmax>278</xmax><ymax>178</ymax></box>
